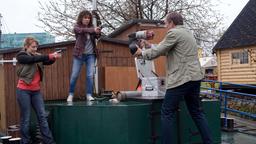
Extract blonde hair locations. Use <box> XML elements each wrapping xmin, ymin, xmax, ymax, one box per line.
<box><xmin>23</xmin><ymin>37</ymin><xmax>39</xmax><ymax>50</ymax></box>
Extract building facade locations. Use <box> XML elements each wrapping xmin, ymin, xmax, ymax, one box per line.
<box><xmin>213</xmin><ymin>0</ymin><xmax>256</xmax><ymax>85</ymax></box>
<box><xmin>0</xmin><ymin>33</ymin><xmax>55</xmax><ymax>49</ymax></box>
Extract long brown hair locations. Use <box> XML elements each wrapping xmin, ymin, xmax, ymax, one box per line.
<box><xmin>76</xmin><ymin>10</ymin><xmax>93</xmax><ymax>27</ymax></box>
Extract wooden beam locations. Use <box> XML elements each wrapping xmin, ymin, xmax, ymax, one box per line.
<box><xmin>217</xmin><ymin>50</ymin><xmax>221</xmax><ymax>81</ymax></box>
<box><xmin>0</xmin><ymin>60</ymin><xmax>6</xmax><ymax>132</ymax></box>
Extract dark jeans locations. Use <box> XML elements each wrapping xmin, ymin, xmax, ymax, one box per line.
<box><xmin>16</xmin><ymin>89</ymin><xmax>55</xmax><ymax>144</ymax></box>
<box><xmin>161</xmin><ymin>81</ymin><xmax>213</xmax><ymax>144</ymax></box>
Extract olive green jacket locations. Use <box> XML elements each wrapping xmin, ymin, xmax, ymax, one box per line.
<box><xmin>16</xmin><ymin>50</ymin><xmax>55</xmax><ymax>84</ymax></box>
<box><xmin>142</xmin><ymin>25</ymin><xmax>204</xmax><ymax>89</ymax></box>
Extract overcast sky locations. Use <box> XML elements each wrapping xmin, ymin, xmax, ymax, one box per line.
<box><xmin>0</xmin><ymin>0</ymin><xmax>250</xmax><ymax>34</ymax></box>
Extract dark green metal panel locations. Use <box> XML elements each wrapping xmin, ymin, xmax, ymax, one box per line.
<box><xmin>151</xmin><ymin>100</ymin><xmax>178</xmax><ymax>144</ymax></box>
<box><xmin>150</xmin><ymin>100</ymin><xmax>162</xmax><ymax>144</ymax></box>
<box><xmin>179</xmin><ymin>100</ymin><xmax>221</xmax><ymax>144</ymax></box>
<box><xmin>132</xmin><ymin>99</ymin><xmax>220</xmax><ymax>144</ymax></box>
<box><xmin>46</xmin><ymin>101</ymin><xmax>152</xmax><ymax>144</ymax></box>
<box><xmin>129</xmin><ymin>99</ymin><xmax>178</xmax><ymax>144</ymax></box>
<box><xmin>44</xmin><ymin>99</ymin><xmax>220</xmax><ymax>144</ymax></box>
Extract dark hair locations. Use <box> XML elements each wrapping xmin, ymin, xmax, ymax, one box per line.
<box><xmin>166</xmin><ymin>12</ymin><xmax>183</xmax><ymax>25</ymax></box>
<box><xmin>23</xmin><ymin>37</ymin><xmax>38</xmax><ymax>50</ymax></box>
<box><xmin>76</xmin><ymin>10</ymin><xmax>93</xmax><ymax>26</ymax></box>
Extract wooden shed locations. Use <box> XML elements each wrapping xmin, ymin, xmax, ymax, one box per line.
<box><xmin>97</xmin><ymin>19</ymin><xmax>167</xmax><ymax>91</ymax></box>
<box><xmin>0</xmin><ymin>19</ymin><xmax>167</xmax><ymax>133</ymax></box>
<box><xmin>213</xmin><ymin>0</ymin><xmax>256</xmax><ymax>85</ymax></box>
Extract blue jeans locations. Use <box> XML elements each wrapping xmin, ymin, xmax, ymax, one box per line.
<box><xmin>69</xmin><ymin>54</ymin><xmax>96</xmax><ymax>96</ymax></box>
<box><xmin>161</xmin><ymin>81</ymin><xmax>213</xmax><ymax>144</ymax></box>
<box><xmin>16</xmin><ymin>89</ymin><xmax>54</xmax><ymax>144</ymax></box>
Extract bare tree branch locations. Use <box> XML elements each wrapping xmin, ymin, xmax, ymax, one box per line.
<box><xmin>38</xmin><ymin>0</ymin><xmax>224</xmax><ymax>55</ymax></box>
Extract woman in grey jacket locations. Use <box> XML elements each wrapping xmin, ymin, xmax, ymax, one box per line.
<box><xmin>16</xmin><ymin>37</ymin><xmax>61</xmax><ymax>144</ymax></box>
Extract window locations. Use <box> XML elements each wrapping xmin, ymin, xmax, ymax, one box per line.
<box><xmin>231</xmin><ymin>51</ymin><xmax>248</xmax><ymax>64</ymax></box>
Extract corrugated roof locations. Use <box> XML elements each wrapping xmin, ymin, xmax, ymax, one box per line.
<box><xmin>213</xmin><ymin>0</ymin><xmax>256</xmax><ymax>51</ymax></box>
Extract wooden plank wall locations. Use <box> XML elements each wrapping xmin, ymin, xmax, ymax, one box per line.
<box><xmin>100</xmin><ymin>66</ymin><xmax>138</xmax><ymax>91</ymax></box>
<box><xmin>97</xmin><ymin>42</ymin><xmax>135</xmax><ymax>67</ymax></box>
<box><xmin>2</xmin><ymin>53</ymin><xmax>20</xmax><ymax>130</ymax></box>
<box><xmin>217</xmin><ymin>46</ymin><xmax>256</xmax><ymax>84</ymax></box>
<box><xmin>98</xmin><ymin>56</ymin><xmax>166</xmax><ymax>92</ymax></box>
<box><xmin>0</xmin><ymin>55</ymin><xmax>6</xmax><ymax>132</ymax></box>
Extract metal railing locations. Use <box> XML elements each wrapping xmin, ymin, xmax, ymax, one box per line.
<box><xmin>200</xmin><ymin>80</ymin><xmax>256</xmax><ymax>128</ymax></box>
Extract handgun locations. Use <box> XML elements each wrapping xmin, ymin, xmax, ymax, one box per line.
<box><xmin>55</xmin><ymin>48</ymin><xmax>67</xmax><ymax>53</ymax></box>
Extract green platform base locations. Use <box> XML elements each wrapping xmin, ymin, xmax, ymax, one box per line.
<box><xmin>46</xmin><ymin>101</ymin><xmax>152</xmax><ymax>144</ymax></box>
<box><xmin>42</xmin><ymin>99</ymin><xmax>220</xmax><ymax>144</ymax></box>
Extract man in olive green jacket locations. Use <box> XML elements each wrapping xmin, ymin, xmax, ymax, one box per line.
<box><xmin>135</xmin><ymin>12</ymin><xmax>213</xmax><ymax>144</ymax></box>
